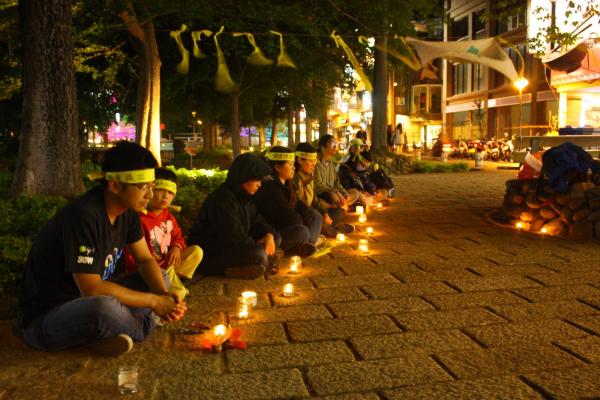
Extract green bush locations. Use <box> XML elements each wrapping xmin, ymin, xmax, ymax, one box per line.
<box><xmin>411</xmin><ymin>161</ymin><xmax>470</xmax><ymax>173</ymax></box>
<box><xmin>0</xmin><ymin>195</ymin><xmax>69</xmax><ymax>237</ymax></box>
<box><xmin>0</xmin><ymin>235</ymin><xmax>31</xmax><ymax>291</ymax></box>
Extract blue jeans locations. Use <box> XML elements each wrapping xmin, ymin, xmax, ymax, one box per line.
<box><xmin>300</xmin><ymin>208</ymin><xmax>323</xmax><ymax>244</ymax></box>
<box><xmin>201</xmin><ymin>232</ymin><xmax>282</xmax><ymax>275</ymax></box>
<box><xmin>22</xmin><ymin>271</ymin><xmax>169</xmax><ymax>351</ymax></box>
<box><xmin>278</xmin><ymin>224</ymin><xmax>311</xmax><ymax>251</ymax></box>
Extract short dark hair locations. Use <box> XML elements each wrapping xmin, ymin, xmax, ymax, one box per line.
<box><xmin>318</xmin><ymin>134</ymin><xmax>334</xmax><ymax>150</ymax></box>
<box><xmin>155</xmin><ymin>167</ymin><xmax>178</xmax><ymax>184</ymax></box>
<box><xmin>102</xmin><ymin>141</ymin><xmax>158</xmax><ymax>172</ymax></box>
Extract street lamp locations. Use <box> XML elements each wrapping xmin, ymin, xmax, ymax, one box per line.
<box><xmin>513</xmin><ymin>77</ymin><xmax>529</xmax><ymax>137</ymax></box>
<box><xmin>191</xmin><ymin>111</ymin><xmax>197</xmax><ymax>141</ymax></box>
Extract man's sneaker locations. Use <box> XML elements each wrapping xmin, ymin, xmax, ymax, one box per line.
<box><xmin>85</xmin><ymin>333</ymin><xmax>133</xmax><ymax>357</ymax></box>
<box><xmin>224</xmin><ymin>264</ymin><xmax>265</xmax><ymax>279</ymax></box>
<box><xmin>335</xmin><ymin>223</ymin><xmax>355</xmax><ymax>234</ymax></box>
<box><xmin>315</xmin><ymin>234</ymin><xmax>327</xmax><ymax>247</ymax></box>
<box><xmin>287</xmin><ymin>243</ymin><xmax>317</xmax><ymax>257</ymax></box>
<box><xmin>387</xmin><ymin>187</ymin><xmax>395</xmax><ymax>198</ymax></box>
<box><xmin>321</xmin><ymin>224</ymin><xmax>339</xmax><ymax>238</ymax></box>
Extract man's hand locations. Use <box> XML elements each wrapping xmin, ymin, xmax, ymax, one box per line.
<box><xmin>161</xmin><ymin>298</ymin><xmax>188</xmax><ymax>322</ymax></box>
<box><xmin>331</xmin><ymin>191</ymin><xmax>344</xmax><ymax>207</ymax></box>
<box><xmin>152</xmin><ymin>293</ymin><xmax>181</xmax><ymax>319</ymax></box>
<box><xmin>165</xmin><ymin>246</ymin><xmax>182</xmax><ymax>268</ymax></box>
<box><xmin>258</xmin><ymin>233</ymin><xmax>276</xmax><ymax>256</ymax></box>
<box><xmin>323</xmin><ymin>213</ymin><xmax>333</xmax><ymax>225</ymax></box>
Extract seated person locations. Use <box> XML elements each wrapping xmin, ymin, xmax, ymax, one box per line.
<box><xmin>294</xmin><ymin>142</ymin><xmax>354</xmax><ymax>238</ymax></box>
<box><xmin>314</xmin><ymin>134</ymin><xmax>360</xmax><ymax>212</ymax></box>
<box><xmin>188</xmin><ymin>153</ymin><xmax>281</xmax><ymax>279</ymax></box>
<box><xmin>254</xmin><ymin>146</ymin><xmax>323</xmax><ymax>257</ymax></box>
<box><xmin>124</xmin><ymin>167</ymin><xmax>203</xmax><ymax>301</ymax></box>
<box><xmin>339</xmin><ymin>138</ymin><xmax>364</xmax><ymax>164</ymax></box>
<box><xmin>356</xmin><ymin>151</ymin><xmax>393</xmax><ymax>203</ymax></box>
<box><xmin>18</xmin><ymin>141</ymin><xmax>186</xmax><ymax>357</ymax></box>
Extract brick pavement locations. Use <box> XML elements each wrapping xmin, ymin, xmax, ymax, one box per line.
<box><xmin>2</xmin><ymin>168</ymin><xmax>600</xmax><ymax>399</ymax></box>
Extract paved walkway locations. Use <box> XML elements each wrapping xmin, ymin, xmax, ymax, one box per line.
<box><xmin>3</xmin><ymin>168</ymin><xmax>600</xmax><ymax>399</ymax></box>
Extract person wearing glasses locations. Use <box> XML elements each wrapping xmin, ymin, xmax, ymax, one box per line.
<box><xmin>19</xmin><ymin>141</ymin><xmax>186</xmax><ymax>357</ymax></box>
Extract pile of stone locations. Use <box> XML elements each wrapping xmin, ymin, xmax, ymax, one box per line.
<box><xmin>501</xmin><ymin>179</ymin><xmax>600</xmax><ymax>240</ymax></box>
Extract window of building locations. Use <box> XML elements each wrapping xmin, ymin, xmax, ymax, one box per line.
<box><xmin>472</xmin><ymin>11</ymin><xmax>486</xmax><ymax>92</ymax></box>
<box><xmin>496</xmin><ymin>1</ymin><xmax>527</xmax><ymax>34</ymax></box>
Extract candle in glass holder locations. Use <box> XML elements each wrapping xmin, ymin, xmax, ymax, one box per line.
<box><xmin>541</xmin><ymin>227</ymin><xmax>548</xmax><ymax>234</ymax></box>
<box><xmin>289</xmin><ymin>256</ymin><xmax>301</xmax><ymax>274</ymax></box>
<box><xmin>355</xmin><ymin>205</ymin><xmax>364</xmax><ymax>215</ymax></box>
<box><xmin>515</xmin><ymin>221</ymin><xmax>523</xmax><ymax>230</ymax></box>
<box><xmin>237</xmin><ymin>301</ymin><xmax>249</xmax><ymax>319</ymax></box>
<box><xmin>366</xmin><ymin>226</ymin><xmax>373</xmax><ymax>236</ymax></box>
<box><xmin>376</xmin><ymin>202</ymin><xmax>383</xmax><ymax>210</ymax></box>
<box><xmin>213</xmin><ymin>324</ymin><xmax>227</xmax><ymax>343</ymax></box>
<box><xmin>358</xmin><ymin>239</ymin><xmax>369</xmax><ymax>254</ymax></box>
<box><xmin>358</xmin><ymin>214</ymin><xmax>367</xmax><ymax>224</ymax></box>
<box><xmin>282</xmin><ymin>283</ymin><xmax>294</xmax><ymax>297</ymax></box>
<box><xmin>241</xmin><ymin>291</ymin><xmax>257</xmax><ymax>307</ymax></box>
<box><xmin>336</xmin><ymin>233</ymin><xmax>346</xmax><ymax>243</ymax></box>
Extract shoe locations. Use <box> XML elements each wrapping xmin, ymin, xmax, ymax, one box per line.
<box><xmin>334</xmin><ymin>223</ymin><xmax>355</xmax><ymax>234</ymax></box>
<box><xmin>321</xmin><ymin>224</ymin><xmax>338</xmax><ymax>238</ymax></box>
<box><xmin>286</xmin><ymin>243</ymin><xmax>317</xmax><ymax>257</ymax></box>
<box><xmin>387</xmin><ymin>187</ymin><xmax>395</xmax><ymax>198</ymax></box>
<box><xmin>85</xmin><ymin>333</ymin><xmax>133</xmax><ymax>357</ymax></box>
<box><xmin>152</xmin><ymin>312</ymin><xmax>165</xmax><ymax>327</ymax></box>
<box><xmin>224</xmin><ymin>264</ymin><xmax>265</xmax><ymax>279</ymax></box>
<box><xmin>315</xmin><ymin>234</ymin><xmax>326</xmax><ymax>247</ymax></box>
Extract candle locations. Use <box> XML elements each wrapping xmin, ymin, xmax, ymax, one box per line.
<box><xmin>376</xmin><ymin>202</ymin><xmax>383</xmax><ymax>210</ymax></box>
<box><xmin>237</xmin><ymin>302</ymin><xmax>249</xmax><ymax>319</ymax></box>
<box><xmin>336</xmin><ymin>233</ymin><xmax>346</xmax><ymax>243</ymax></box>
<box><xmin>282</xmin><ymin>283</ymin><xmax>294</xmax><ymax>297</ymax></box>
<box><xmin>366</xmin><ymin>226</ymin><xmax>373</xmax><ymax>235</ymax></box>
<box><xmin>358</xmin><ymin>238</ymin><xmax>369</xmax><ymax>254</ymax></box>
<box><xmin>355</xmin><ymin>205</ymin><xmax>364</xmax><ymax>215</ymax></box>
<box><xmin>358</xmin><ymin>214</ymin><xmax>367</xmax><ymax>224</ymax></box>
<box><xmin>241</xmin><ymin>291</ymin><xmax>257</xmax><ymax>307</ymax></box>
<box><xmin>213</xmin><ymin>324</ymin><xmax>227</xmax><ymax>343</ymax></box>
<box><xmin>515</xmin><ymin>221</ymin><xmax>523</xmax><ymax>229</ymax></box>
<box><xmin>541</xmin><ymin>227</ymin><xmax>548</xmax><ymax>234</ymax></box>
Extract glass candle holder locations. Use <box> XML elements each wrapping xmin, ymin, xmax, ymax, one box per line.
<box><xmin>118</xmin><ymin>366</ymin><xmax>139</xmax><ymax>395</ymax></box>
<box><xmin>366</xmin><ymin>227</ymin><xmax>373</xmax><ymax>236</ymax></box>
<box><xmin>213</xmin><ymin>324</ymin><xmax>227</xmax><ymax>344</ymax></box>
<box><xmin>336</xmin><ymin>233</ymin><xmax>346</xmax><ymax>243</ymax></box>
<box><xmin>241</xmin><ymin>291</ymin><xmax>257</xmax><ymax>307</ymax></box>
<box><xmin>358</xmin><ymin>238</ymin><xmax>369</xmax><ymax>254</ymax></box>
<box><xmin>358</xmin><ymin>214</ymin><xmax>367</xmax><ymax>224</ymax></box>
<box><xmin>376</xmin><ymin>202</ymin><xmax>383</xmax><ymax>210</ymax></box>
<box><xmin>355</xmin><ymin>205</ymin><xmax>364</xmax><ymax>215</ymax></box>
<box><xmin>289</xmin><ymin>256</ymin><xmax>301</xmax><ymax>274</ymax></box>
<box><xmin>237</xmin><ymin>300</ymin><xmax>250</xmax><ymax>319</ymax></box>
<box><xmin>282</xmin><ymin>283</ymin><xmax>294</xmax><ymax>297</ymax></box>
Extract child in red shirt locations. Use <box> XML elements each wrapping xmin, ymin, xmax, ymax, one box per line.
<box><xmin>125</xmin><ymin>168</ymin><xmax>202</xmax><ymax>300</ymax></box>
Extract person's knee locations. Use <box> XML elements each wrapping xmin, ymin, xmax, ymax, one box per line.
<box><xmin>85</xmin><ymin>296</ymin><xmax>124</xmax><ymax>327</ymax></box>
<box><xmin>188</xmin><ymin>245</ymin><xmax>203</xmax><ymax>264</ymax></box>
<box><xmin>252</xmin><ymin>246</ymin><xmax>268</xmax><ymax>265</ymax></box>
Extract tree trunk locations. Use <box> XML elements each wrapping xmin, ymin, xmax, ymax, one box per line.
<box><xmin>271</xmin><ymin>117</ymin><xmax>278</xmax><ymax>146</ymax></box>
<box><xmin>287</xmin><ymin>108</ymin><xmax>294</xmax><ymax>147</ymax></box>
<box><xmin>305</xmin><ymin>118</ymin><xmax>312</xmax><ymax>143</ymax></box>
<box><xmin>294</xmin><ymin>109</ymin><xmax>301</xmax><ymax>145</ymax></box>
<box><xmin>372</xmin><ymin>34</ymin><xmax>388</xmax><ymax>151</ymax></box>
<box><xmin>12</xmin><ymin>0</ymin><xmax>83</xmax><ymax>197</ymax></box>
<box><xmin>119</xmin><ymin>6</ymin><xmax>162</xmax><ymax>165</ymax></box>
<box><xmin>230</xmin><ymin>92</ymin><xmax>241</xmax><ymax>157</ymax></box>
<box><xmin>258</xmin><ymin>126</ymin><xmax>265</xmax><ymax>148</ymax></box>
<box><xmin>319</xmin><ymin>109</ymin><xmax>328</xmax><ymax>138</ymax></box>
<box><xmin>203</xmin><ymin>123</ymin><xmax>216</xmax><ymax>151</ymax></box>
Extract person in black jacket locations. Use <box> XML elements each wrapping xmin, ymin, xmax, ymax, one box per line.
<box><xmin>254</xmin><ymin>146</ymin><xmax>320</xmax><ymax>257</ymax></box>
<box><xmin>188</xmin><ymin>153</ymin><xmax>281</xmax><ymax>279</ymax></box>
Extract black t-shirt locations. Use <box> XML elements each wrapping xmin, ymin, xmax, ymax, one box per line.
<box><xmin>19</xmin><ymin>186</ymin><xmax>143</xmax><ymax>327</ymax></box>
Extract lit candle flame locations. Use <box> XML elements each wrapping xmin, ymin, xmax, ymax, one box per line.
<box><xmin>213</xmin><ymin>324</ymin><xmax>227</xmax><ymax>342</ymax></box>
<box><xmin>241</xmin><ymin>291</ymin><xmax>257</xmax><ymax>307</ymax></box>
<box><xmin>366</xmin><ymin>227</ymin><xmax>373</xmax><ymax>235</ymax></box>
<box><xmin>541</xmin><ymin>227</ymin><xmax>548</xmax><ymax>234</ymax></box>
<box><xmin>358</xmin><ymin>214</ymin><xmax>367</xmax><ymax>224</ymax></box>
<box><xmin>376</xmin><ymin>202</ymin><xmax>382</xmax><ymax>209</ymax></box>
<box><xmin>238</xmin><ymin>303</ymin><xmax>249</xmax><ymax>319</ymax></box>
<box><xmin>283</xmin><ymin>283</ymin><xmax>294</xmax><ymax>297</ymax></box>
<box><xmin>356</xmin><ymin>205</ymin><xmax>364</xmax><ymax>215</ymax></box>
<box><xmin>336</xmin><ymin>233</ymin><xmax>346</xmax><ymax>242</ymax></box>
<box><xmin>516</xmin><ymin>222</ymin><xmax>523</xmax><ymax>229</ymax></box>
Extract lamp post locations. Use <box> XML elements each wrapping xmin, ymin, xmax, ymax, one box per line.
<box><xmin>191</xmin><ymin>111</ymin><xmax>197</xmax><ymax>141</ymax></box>
<box><xmin>514</xmin><ymin>77</ymin><xmax>529</xmax><ymax>137</ymax></box>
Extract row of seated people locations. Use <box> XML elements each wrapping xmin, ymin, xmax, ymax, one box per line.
<box><xmin>17</xmin><ymin>139</ymin><xmax>393</xmax><ymax>357</ymax></box>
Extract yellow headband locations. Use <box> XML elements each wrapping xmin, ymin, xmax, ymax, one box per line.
<box><xmin>155</xmin><ymin>179</ymin><xmax>177</xmax><ymax>194</ymax></box>
<box><xmin>87</xmin><ymin>168</ymin><xmax>155</xmax><ymax>184</ymax></box>
<box><xmin>295</xmin><ymin>151</ymin><xmax>317</xmax><ymax>160</ymax></box>
<box><xmin>266</xmin><ymin>152</ymin><xmax>295</xmax><ymax>161</ymax></box>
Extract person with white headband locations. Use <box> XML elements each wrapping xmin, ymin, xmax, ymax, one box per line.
<box><xmin>19</xmin><ymin>141</ymin><xmax>187</xmax><ymax>357</ymax></box>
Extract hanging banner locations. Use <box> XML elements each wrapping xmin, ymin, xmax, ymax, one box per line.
<box><xmin>405</xmin><ymin>37</ymin><xmax>519</xmax><ymax>82</ymax></box>
<box><xmin>214</xmin><ymin>26</ymin><xmax>237</xmax><ymax>93</ymax></box>
<box><xmin>191</xmin><ymin>29</ymin><xmax>213</xmax><ymax>59</ymax></box>
<box><xmin>331</xmin><ymin>31</ymin><xmax>373</xmax><ymax>92</ymax></box>
<box><xmin>270</xmin><ymin>31</ymin><xmax>297</xmax><ymax>68</ymax></box>
<box><xmin>233</xmin><ymin>32</ymin><xmax>273</xmax><ymax>66</ymax></box>
<box><xmin>170</xmin><ymin>24</ymin><xmax>190</xmax><ymax>74</ymax></box>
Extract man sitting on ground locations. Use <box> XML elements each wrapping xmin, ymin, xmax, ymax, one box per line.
<box><xmin>19</xmin><ymin>141</ymin><xmax>187</xmax><ymax>357</ymax></box>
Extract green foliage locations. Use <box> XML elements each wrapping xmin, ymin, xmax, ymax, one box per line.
<box><xmin>0</xmin><ymin>235</ymin><xmax>31</xmax><ymax>291</ymax></box>
<box><xmin>0</xmin><ymin>196</ymin><xmax>69</xmax><ymax>237</ymax></box>
<box><xmin>411</xmin><ymin>161</ymin><xmax>470</xmax><ymax>173</ymax></box>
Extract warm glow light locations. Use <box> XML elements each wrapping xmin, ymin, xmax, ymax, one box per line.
<box><xmin>238</xmin><ymin>302</ymin><xmax>249</xmax><ymax>319</ymax></box>
<box><xmin>241</xmin><ymin>291</ymin><xmax>257</xmax><ymax>307</ymax></box>
<box><xmin>356</xmin><ymin>205</ymin><xmax>364</xmax><ymax>215</ymax></box>
<box><xmin>515</xmin><ymin>222</ymin><xmax>524</xmax><ymax>229</ymax></box>
<box><xmin>336</xmin><ymin>233</ymin><xmax>346</xmax><ymax>242</ymax></box>
<box><xmin>366</xmin><ymin>227</ymin><xmax>373</xmax><ymax>235</ymax></box>
<box><xmin>213</xmin><ymin>324</ymin><xmax>227</xmax><ymax>342</ymax></box>
<box><xmin>358</xmin><ymin>239</ymin><xmax>369</xmax><ymax>253</ymax></box>
<box><xmin>249</xmin><ymin>146</ymin><xmax>254</xmax><ymax>152</ymax></box>
<box><xmin>541</xmin><ymin>227</ymin><xmax>548</xmax><ymax>234</ymax></box>
<box><xmin>283</xmin><ymin>283</ymin><xmax>294</xmax><ymax>297</ymax></box>
<box><xmin>376</xmin><ymin>202</ymin><xmax>382</xmax><ymax>210</ymax></box>
<box><xmin>514</xmin><ymin>77</ymin><xmax>529</xmax><ymax>91</ymax></box>
<box><xmin>358</xmin><ymin>214</ymin><xmax>367</xmax><ymax>224</ymax></box>
<box><xmin>289</xmin><ymin>256</ymin><xmax>301</xmax><ymax>274</ymax></box>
